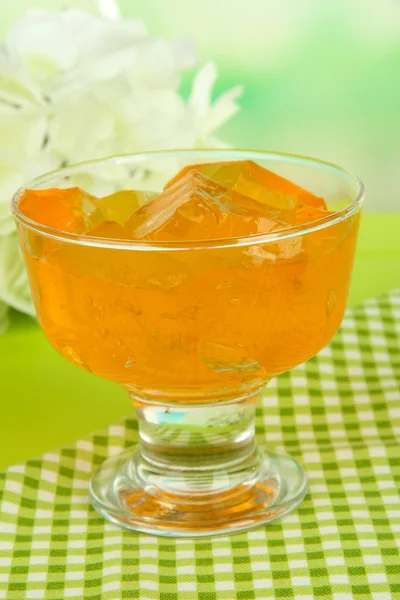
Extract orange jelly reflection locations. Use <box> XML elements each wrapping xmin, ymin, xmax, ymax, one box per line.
<box><xmin>17</xmin><ymin>161</ymin><xmax>360</xmax><ymax>402</ymax></box>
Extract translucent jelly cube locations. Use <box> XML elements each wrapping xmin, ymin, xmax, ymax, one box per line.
<box><xmin>166</xmin><ymin>160</ymin><xmax>327</xmax><ymax>214</ymax></box>
<box><xmin>292</xmin><ymin>205</ymin><xmax>332</xmax><ymax>226</ymax></box>
<box><xmin>95</xmin><ymin>190</ymin><xmax>157</xmax><ymax>226</ymax></box>
<box><xmin>87</xmin><ymin>220</ymin><xmax>133</xmax><ymax>240</ymax></box>
<box><xmin>19</xmin><ymin>187</ymin><xmax>104</xmax><ymax>233</ymax></box>
<box><xmin>126</xmin><ymin>170</ymin><xmax>285</xmax><ymax>242</ymax></box>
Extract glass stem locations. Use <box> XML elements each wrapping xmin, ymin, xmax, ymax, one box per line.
<box><xmin>129</xmin><ymin>390</ymin><xmax>262</xmax><ymax>489</ymax></box>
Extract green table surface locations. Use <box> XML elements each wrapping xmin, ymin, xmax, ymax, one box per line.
<box><xmin>0</xmin><ymin>213</ymin><xmax>399</xmax><ymax>470</ymax></box>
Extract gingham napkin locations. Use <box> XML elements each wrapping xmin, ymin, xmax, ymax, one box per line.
<box><xmin>1</xmin><ymin>290</ymin><xmax>399</xmax><ymax>600</ymax></box>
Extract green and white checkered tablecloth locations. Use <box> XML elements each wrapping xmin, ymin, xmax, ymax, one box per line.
<box><xmin>1</xmin><ymin>289</ymin><xmax>399</xmax><ymax>600</ymax></box>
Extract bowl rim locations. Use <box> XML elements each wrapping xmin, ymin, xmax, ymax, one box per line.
<box><xmin>11</xmin><ymin>148</ymin><xmax>365</xmax><ymax>251</ymax></box>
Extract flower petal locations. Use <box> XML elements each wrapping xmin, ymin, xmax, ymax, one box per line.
<box><xmin>128</xmin><ymin>38</ymin><xmax>178</xmax><ymax>89</ymax></box>
<box><xmin>5</xmin><ymin>11</ymin><xmax>79</xmax><ymax>80</ymax></box>
<box><xmin>0</xmin><ymin>232</ymin><xmax>35</xmax><ymax>315</ymax></box>
<box><xmin>0</xmin><ymin>57</ymin><xmax>43</xmax><ymax>108</ymax></box>
<box><xmin>198</xmin><ymin>84</ymin><xmax>243</xmax><ymax>138</ymax></box>
<box><xmin>49</xmin><ymin>94</ymin><xmax>114</xmax><ymax>162</ymax></box>
<box><xmin>49</xmin><ymin>16</ymin><xmax>147</xmax><ymax>98</ymax></box>
<box><xmin>171</xmin><ymin>39</ymin><xmax>198</xmax><ymax>70</ymax></box>
<box><xmin>97</xmin><ymin>0</ymin><xmax>121</xmax><ymax>21</ymax></box>
<box><xmin>0</xmin><ymin>167</ymin><xmax>23</xmax><ymax>236</ymax></box>
<box><xmin>0</xmin><ymin>105</ymin><xmax>47</xmax><ymax>163</ymax></box>
<box><xmin>189</xmin><ymin>61</ymin><xmax>217</xmax><ymax>120</ymax></box>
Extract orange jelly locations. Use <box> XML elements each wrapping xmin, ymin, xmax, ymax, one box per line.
<box><xmin>17</xmin><ymin>161</ymin><xmax>360</xmax><ymax>402</ymax></box>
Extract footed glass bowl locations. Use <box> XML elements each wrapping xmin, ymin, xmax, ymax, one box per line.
<box><xmin>12</xmin><ymin>150</ymin><xmax>364</xmax><ymax>537</ymax></box>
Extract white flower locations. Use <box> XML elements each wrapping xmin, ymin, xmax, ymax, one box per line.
<box><xmin>0</xmin><ymin>3</ymin><xmax>242</xmax><ymax>332</ymax></box>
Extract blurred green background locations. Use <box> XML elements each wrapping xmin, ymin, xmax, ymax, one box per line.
<box><xmin>1</xmin><ymin>1</ymin><xmax>399</xmax><ymax>469</ymax></box>
<box><xmin>1</xmin><ymin>0</ymin><xmax>400</xmax><ymax>210</ymax></box>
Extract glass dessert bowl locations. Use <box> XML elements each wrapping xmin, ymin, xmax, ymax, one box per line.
<box><xmin>12</xmin><ymin>150</ymin><xmax>364</xmax><ymax>537</ymax></box>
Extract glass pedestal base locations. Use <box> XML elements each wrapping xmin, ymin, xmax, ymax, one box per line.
<box><xmin>89</xmin><ymin>444</ymin><xmax>307</xmax><ymax>537</ymax></box>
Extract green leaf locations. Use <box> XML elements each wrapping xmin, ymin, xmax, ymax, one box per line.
<box><xmin>0</xmin><ymin>300</ymin><xmax>8</xmax><ymax>334</ymax></box>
